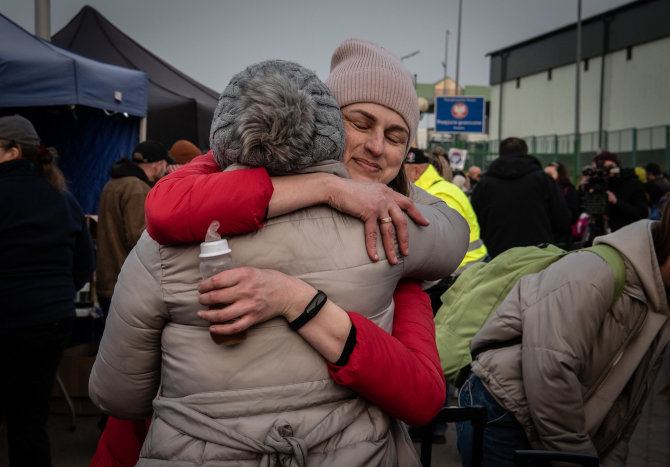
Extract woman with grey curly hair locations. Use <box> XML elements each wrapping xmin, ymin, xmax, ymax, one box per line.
<box><xmin>91</xmin><ymin>52</ymin><xmax>468</xmax><ymax>466</ymax></box>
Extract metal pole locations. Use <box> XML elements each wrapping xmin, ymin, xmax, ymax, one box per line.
<box><xmin>455</xmin><ymin>0</ymin><xmax>463</xmax><ymax>96</ymax></box>
<box><xmin>497</xmin><ymin>54</ymin><xmax>506</xmax><ymax>141</ymax></box>
<box><xmin>35</xmin><ymin>0</ymin><xmax>51</xmax><ymax>40</ymax></box>
<box><xmin>574</xmin><ymin>0</ymin><xmax>582</xmax><ymax>184</ymax></box>
<box><xmin>598</xmin><ymin>17</ymin><xmax>610</xmax><ymax>148</ymax></box>
<box><xmin>443</xmin><ymin>30</ymin><xmax>450</xmax><ymax>96</ymax></box>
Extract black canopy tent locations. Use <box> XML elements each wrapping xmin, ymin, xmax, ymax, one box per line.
<box><xmin>52</xmin><ymin>6</ymin><xmax>219</xmax><ymax>150</ymax></box>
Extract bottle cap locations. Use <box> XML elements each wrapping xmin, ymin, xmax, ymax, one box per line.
<box><xmin>199</xmin><ymin>238</ymin><xmax>231</xmax><ymax>258</ymax></box>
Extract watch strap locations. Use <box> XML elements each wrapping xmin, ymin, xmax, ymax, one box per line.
<box><xmin>289</xmin><ymin>290</ymin><xmax>327</xmax><ymax>331</ymax></box>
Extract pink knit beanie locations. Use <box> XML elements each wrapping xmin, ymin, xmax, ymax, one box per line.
<box><xmin>325</xmin><ymin>38</ymin><xmax>419</xmax><ymax>150</ymax></box>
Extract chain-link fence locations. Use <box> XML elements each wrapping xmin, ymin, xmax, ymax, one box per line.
<box><xmin>430</xmin><ymin>125</ymin><xmax>670</xmax><ymax>183</ymax></box>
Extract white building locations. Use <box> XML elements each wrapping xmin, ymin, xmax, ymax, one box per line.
<box><xmin>487</xmin><ymin>0</ymin><xmax>670</xmax><ymax>166</ymax></box>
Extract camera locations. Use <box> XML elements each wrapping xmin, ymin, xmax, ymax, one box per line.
<box><xmin>581</xmin><ymin>169</ymin><xmax>608</xmax><ymax>216</ymax></box>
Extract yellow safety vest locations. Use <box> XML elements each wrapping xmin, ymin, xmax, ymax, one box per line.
<box><xmin>415</xmin><ymin>164</ymin><xmax>487</xmax><ymax>273</ymax></box>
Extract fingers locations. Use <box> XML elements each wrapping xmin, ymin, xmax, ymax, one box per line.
<box><xmin>364</xmin><ymin>218</ymin><xmax>380</xmax><ymax>262</ymax></box>
<box><xmin>400</xmin><ymin>197</ymin><xmax>429</xmax><ymax>226</ymax></box>
<box><xmin>207</xmin><ymin>314</ymin><xmax>254</xmax><ymax>336</ymax></box>
<box><xmin>198</xmin><ymin>265</ymin><xmax>257</xmax><ymax>296</ymax></box>
<box><xmin>379</xmin><ymin>220</ymin><xmax>398</xmax><ymax>265</ymax></box>
<box><xmin>390</xmin><ymin>206</ymin><xmax>409</xmax><ymax>257</ymax></box>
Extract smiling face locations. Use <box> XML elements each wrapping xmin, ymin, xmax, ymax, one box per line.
<box><xmin>340</xmin><ymin>103</ymin><xmax>409</xmax><ymax>185</ymax></box>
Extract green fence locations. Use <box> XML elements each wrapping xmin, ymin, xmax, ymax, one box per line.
<box><xmin>431</xmin><ymin>125</ymin><xmax>670</xmax><ymax>182</ymax></box>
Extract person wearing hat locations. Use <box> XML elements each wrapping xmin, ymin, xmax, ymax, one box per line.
<box><xmin>166</xmin><ymin>139</ymin><xmax>201</xmax><ymax>173</ymax></box>
<box><xmin>95</xmin><ymin>140</ymin><xmax>174</xmax><ymax>317</ymax></box>
<box><xmin>0</xmin><ymin>115</ymin><xmax>95</xmax><ymax>465</ymax></box>
<box><xmin>91</xmin><ymin>42</ymin><xmax>469</xmax><ymax>466</ymax></box>
<box><xmin>404</xmin><ymin>146</ymin><xmax>487</xmax><ymax>304</ymax></box>
<box><xmin>585</xmin><ymin>151</ymin><xmax>648</xmax><ymax>233</ymax></box>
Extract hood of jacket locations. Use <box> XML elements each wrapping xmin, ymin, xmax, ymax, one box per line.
<box><xmin>595</xmin><ymin>219</ymin><xmax>669</xmax><ymax>315</ymax></box>
<box><xmin>109</xmin><ymin>158</ymin><xmax>149</xmax><ymax>183</ymax></box>
<box><xmin>485</xmin><ymin>154</ymin><xmax>543</xmax><ymax>180</ymax></box>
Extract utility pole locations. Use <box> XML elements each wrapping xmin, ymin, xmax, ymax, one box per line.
<box><xmin>443</xmin><ymin>30</ymin><xmax>451</xmax><ymax>96</ymax></box>
<box><xmin>455</xmin><ymin>0</ymin><xmax>463</xmax><ymax>96</ymax></box>
<box><xmin>35</xmin><ymin>0</ymin><xmax>51</xmax><ymax>40</ymax></box>
<box><xmin>575</xmin><ymin>0</ymin><xmax>582</xmax><ymax>176</ymax></box>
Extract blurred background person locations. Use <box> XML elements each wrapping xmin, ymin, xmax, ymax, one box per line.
<box><xmin>457</xmin><ymin>197</ymin><xmax>670</xmax><ymax>467</ymax></box>
<box><xmin>167</xmin><ymin>139</ymin><xmax>201</xmax><ymax>173</ymax></box>
<box><xmin>584</xmin><ymin>151</ymin><xmax>647</xmax><ymax>234</ymax></box>
<box><xmin>645</xmin><ymin>163</ymin><xmax>670</xmax><ymax>220</ymax></box>
<box><xmin>95</xmin><ymin>140</ymin><xmax>173</xmax><ymax>317</ymax></box>
<box><xmin>0</xmin><ymin>115</ymin><xmax>95</xmax><ymax>466</ymax></box>
<box><xmin>429</xmin><ymin>146</ymin><xmax>453</xmax><ymax>181</ymax></box>
<box><xmin>404</xmin><ymin>147</ymin><xmax>487</xmax><ymax>294</ymax></box>
<box><xmin>452</xmin><ymin>169</ymin><xmax>470</xmax><ymax>194</ymax></box>
<box><xmin>545</xmin><ymin>161</ymin><xmax>581</xmax><ymax>248</ymax></box>
<box><xmin>471</xmin><ymin>137</ymin><xmax>571</xmax><ymax>258</ymax></box>
<box><xmin>467</xmin><ymin>165</ymin><xmax>482</xmax><ymax>192</ymax></box>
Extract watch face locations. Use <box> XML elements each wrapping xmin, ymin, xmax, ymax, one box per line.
<box><xmin>307</xmin><ymin>291</ymin><xmax>327</xmax><ymax>316</ymax></box>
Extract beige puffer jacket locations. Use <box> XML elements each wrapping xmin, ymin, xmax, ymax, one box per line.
<box><xmin>89</xmin><ymin>161</ymin><xmax>469</xmax><ymax>466</ymax></box>
<box><xmin>470</xmin><ymin>219</ymin><xmax>670</xmax><ymax>464</ymax></box>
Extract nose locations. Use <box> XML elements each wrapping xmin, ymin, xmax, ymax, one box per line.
<box><xmin>364</xmin><ymin>128</ymin><xmax>384</xmax><ymax>157</ymax></box>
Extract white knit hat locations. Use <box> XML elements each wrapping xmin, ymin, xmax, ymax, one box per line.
<box><xmin>325</xmin><ymin>38</ymin><xmax>419</xmax><ymax>150</ymax></box>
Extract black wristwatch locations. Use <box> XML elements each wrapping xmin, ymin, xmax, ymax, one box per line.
<box><xmin>289</xmin><ymin>290</ymin><xmax>327</xmax><ymax>331</ymax></box>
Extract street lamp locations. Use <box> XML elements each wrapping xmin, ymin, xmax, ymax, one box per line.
<box><xmin>442</xmin><ymin>30</ymin><xmax>451</xmax><ymax>96</ymax></box>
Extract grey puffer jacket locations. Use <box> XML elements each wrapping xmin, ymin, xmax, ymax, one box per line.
<box><xmin>470</xmin><ymin>219</ymin><xmax>670</xmax><ymax>464</ymax></box>
<box><xmin>89</xmin><ymin>160</ymin><xmax>469</xmax><ymax>466</ymax></box>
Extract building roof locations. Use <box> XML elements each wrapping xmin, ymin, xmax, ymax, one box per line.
<box><xmin>487</xmin><ymin>0</ymin><xmax>670</xmax><ymax>85</ymax></box>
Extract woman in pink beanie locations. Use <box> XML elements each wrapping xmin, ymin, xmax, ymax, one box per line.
<box><xmin>96</xmin><ymin>39</ymin><xmax>467</xmax><ymax>466</ymax></box>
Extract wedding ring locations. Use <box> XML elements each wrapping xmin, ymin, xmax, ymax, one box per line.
<box><xmin>379</xmin><ymin>217</ymin><xmax>393</xmax><ymax>224</ymax></box>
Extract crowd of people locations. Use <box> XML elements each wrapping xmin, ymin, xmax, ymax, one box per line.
<box><xmin>1</xmin><ymin>37</ymin><xmax>669</xmax><ymax>467</ymax></box>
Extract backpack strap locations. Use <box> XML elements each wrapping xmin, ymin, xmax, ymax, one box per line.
<box><xmin>584</xmin><ymin>244</ymin><xmax>626</xmax><ymax>306</ymax></box>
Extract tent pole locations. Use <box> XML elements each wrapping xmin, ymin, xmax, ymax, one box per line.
<box><xmin>139</xmin><ymin>118</ymin><xmax>147</xmax><ymax>142</ymax></box>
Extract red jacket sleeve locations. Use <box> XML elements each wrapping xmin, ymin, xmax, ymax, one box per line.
<box><xmin>89</xmin><ymin>417</ymin><xmax>151</xmax><ymax>467</ymax></box>
<box><xmin>145</xmin><ymin>151</ymin><xmax>274</xmax><ymax>245</ymax></box>
<box><xmin>327</xmin><ymin>278</ymin><xmax>446</xmax><ymax>426</ymax></box>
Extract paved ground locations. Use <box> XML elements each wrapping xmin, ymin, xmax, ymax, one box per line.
<box><xmin>1</xmin><ymin>355</ymin><xmax>668</xmax><ymax>466</ymax></box>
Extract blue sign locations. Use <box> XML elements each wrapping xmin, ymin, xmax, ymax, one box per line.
<box><xmin>435</xmin><ymin>96</ymin><xmax>486</xmax><ymax>133</ymax></box>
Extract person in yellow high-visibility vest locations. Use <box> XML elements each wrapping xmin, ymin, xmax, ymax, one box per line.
<box><xmin>404</xmin><ymin>147</ymin><xmax>488</xmax><ymax>311</ymax></box>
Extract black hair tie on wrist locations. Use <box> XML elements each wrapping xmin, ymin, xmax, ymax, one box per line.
<box><xmin>289</xmin><ymin>290</ymin><xmax>327</xmax><ymax>331</ymax></box>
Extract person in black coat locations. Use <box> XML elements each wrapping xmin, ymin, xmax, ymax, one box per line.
<box><xmin>545</xmin><ymin>161</ymin><xmax>581</xmax><ymax>247</ymax></box>
<box><xmin>589</xmin><ymin>151</ymin><xmax>648</xmax><ymax>232</ymax></box>
<box><xmin>471</xmin><ymin>137</ymin><xmax>571</xmax><ymax>258</ymax></box>
<box><xmin>0</xmin><ymin>115</ymin><xmax>95</xmax><ymax>466</ymax></box>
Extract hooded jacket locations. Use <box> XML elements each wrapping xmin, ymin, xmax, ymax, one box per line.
<box><xmin>471</xmin><ymin>154</ymin><xmax>571</xmax><ymax>258</ymax></box>
<box><xmin>95</xmin><ymin>159</ymin><xmax>151</xmax><ymax>298</ymax></box>
<box><xmin>89</xmin><ymin>160</ymin><xmax>469</xmax><ymax>466</ymax></box>
<box><xmin>146</xmin><ymin>153</ymin><xmax>449</xmax><ymax>423</ymax></box>
<box><xmin>606</xmin><ymin>167</ymin><xmax>648</xmax><ymax>232</ymax></box>
<box><xmin>470</xmin><ymin>219</ymin><xmax>670</xmax><ymax>463</ymax></box>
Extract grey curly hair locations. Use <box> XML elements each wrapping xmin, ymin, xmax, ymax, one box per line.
<box><xmin>210</xmin><ymin>60</ymin><xmax>345</xmax><ymax>173</ymax></box>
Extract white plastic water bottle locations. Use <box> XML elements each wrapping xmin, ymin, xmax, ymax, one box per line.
<box><xmin>199</xmin><ymin>221</ymin><xmax>246</xmax><ymax>345</ymax></box>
